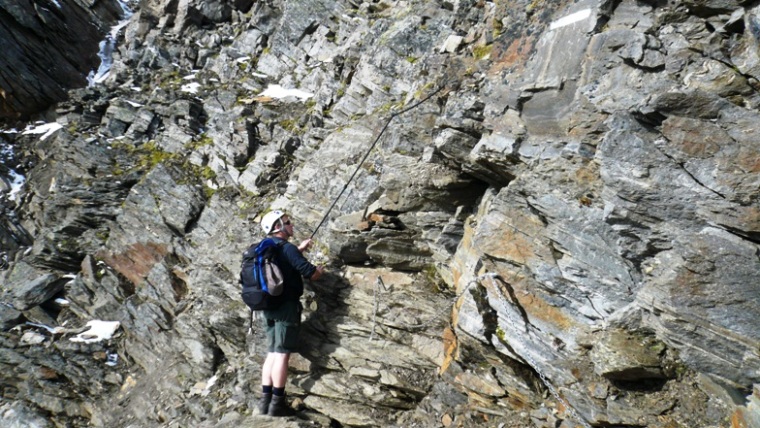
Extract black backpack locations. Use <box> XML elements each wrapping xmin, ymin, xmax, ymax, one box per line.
<box><xmin>240</xmin><ymin>238</ymin><xmax>286</xmax><ymax>311</ymax></box>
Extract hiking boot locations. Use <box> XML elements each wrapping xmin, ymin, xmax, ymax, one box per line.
<box><xmin>267</xmin><ymin>394</ymin><xmax>292</xmax><ymax>417</ymax></box>
<box><xmin>257</xmin><ymin>393</ymin><xmax>272</xmax><ymax>415</ymax></box>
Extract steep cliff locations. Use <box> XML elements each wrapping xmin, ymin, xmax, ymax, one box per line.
<box><xmin>1</xmin><ymin>0</ymin><xmax>759</xmax><ymax>427</ymax></box>
<box><xmin>0</xmin><ymin>0</ymin><xmax>128</xmax><ymax>121</ymax></box>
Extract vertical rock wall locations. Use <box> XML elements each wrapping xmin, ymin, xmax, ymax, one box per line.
<box><xmin>0</xmin><ymin>0</ymin><xmax>126</xmax><ymax>120</ymax></box>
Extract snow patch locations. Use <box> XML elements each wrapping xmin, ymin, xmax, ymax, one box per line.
<box><xmin>70</xmin><ymin>320</ymin><xmax>121</xmax><ymax>343</ymax></box>
<box><xmin>25</xmin><ymin>322</ymin><xmax>63</xmax><ymax>335</ymax></box>
<box><xmin>21</xmin><ymin>123</ymin><xmax>63</xmax><ymax>141</ymax></box>
<box><xmin>87</xmin><ymin>1</ymin><xmax>133</xmax><ymax>85</ymax></box>
<box><xmin>21</xmin><ymin>331</ymin><xmax>46</xmax><ymax>345</ymax></box>
<box><xmin>7</xmin><ymin>169</ymin><xmax>25</xmax><ymax>201</ymax></box>
<box><xmin>181</xmin><ymin>82</ymin><xmax>202</xmax><ymax>94</ymax></box>
<box><xmin>190</xmin><ymin>375</ymin><xmax>218</xmax><ymax>397</ymax></box>
<box><xmin>259</xmin><ymin>84</ymin><xmax>314</xmax><ymax>101</ymax></box>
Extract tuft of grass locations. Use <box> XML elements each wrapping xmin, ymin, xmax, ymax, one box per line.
<box><xmin>472</xmin><ymin>44</ymin><xmax>493</xmax><ymax>60</ymax></box>
<box><xmin>414</xmin><ymin>82</ymin><xmax>436</xmax><ymax>99</ymax></box>
<box><xmin>495</xmin><ymin>327</ymin><xmax>507</xmax><ymax>342</ymax></box>
<box><xmin>493</xmin><ymin>18</ymin><xmax>504</xmax><ymax>38</ymax></box>
<box><xmin>279</xmin><ymin>119</ymin><xmax>302</xmax><ymax>134</ymax></box>
<box><xmin>186</xmin><ymin>133</ymin><xmax>214</xmax><ymax>150</ymax></box>
<box><xmin>137</xmin><ymin>141</ymin><xmax>180</xmax><ymax>169</ymax></box>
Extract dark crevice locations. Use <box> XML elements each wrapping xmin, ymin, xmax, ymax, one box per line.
<box><xmin>470</xmin><ymin>292</ymin><xmax>548</xmax><ymax>398</ymax></box>
<box><xmin>714</xmin><ymin>224</ymin><xmax>760</xmax><ymax>245</ymax></box>
<box><xmin>39</xmin><ymin>291</ymin><xmax>65</xmax><ymax>320</ymax></box>
<box><xmin>620</xmin><ymin>57</ymin><xmax>666</xmax><ymax>73</ymax></box>
<box><xmin>632</xmin><ymin>108</ymin><xmax>667</xmax><ymax>129</ymax></box>
<box><xmin>169</xmin><ymin>268</ymin><xmax>189</xmax><ymax>303</ymax></box>
<box><xmin>656</xmin><ymin>143</ymin><xmax>727</xmax><ymax>200</ymax></box>
<box><xmin>297</xmin><ymin>21</ymin><xmax>320</xmax><ymax>45</ymax></box>
<box><xmin>585</xmin><ymin>295</ymin><xmax>606</xmax><ymax>320</ymax></box>
<box><xmin>470</xmin><ymin>283</ymin><xmax>524</xmax><ymax>356</ymax></box>
<box><xmin>183</xmin><ymin>201</ymin><xmax>205</xmax><ymax>235</ymax></box>
<box><xmin>116</xmin><ymin>271</ymin><xmax>137</xmax><ymax>298</ymax></box>
<box><xmin>610</xmin><ymin>378</ymin><xmax>668</xmax><ymax>393</ymax></box>
<box><xmin>595</xmin><ymin>0</ymin><xmax>623</xmax><ymax>33</ymax></box>
<box><xmin>245</xmin><ymin>119</ymin><xmax>263</xmax><ymax>163</ymax></box>
<box><xmin>525</xmin><ymin>199</ymin><xmax>549</xmax><ymax>227</ymax></box>
<box><xmin>210</xmin><ymin>342</ymin><xmax>226</xmax><ymax>374</ymax></box>
<box><xmin>439</xmin><ymin>125</ymin><xmax>482</xmax><ymax>140</ymax></box>
<box><xmin>491</xmin><ymin>274</ymin><xmax>533</xmax><ymax>333</ymax></box>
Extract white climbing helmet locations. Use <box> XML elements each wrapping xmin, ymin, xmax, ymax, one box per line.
<box><xmin>261</xmin><ymin>210</ymin><xmax>287</xmax><ymax>235</ymax></box>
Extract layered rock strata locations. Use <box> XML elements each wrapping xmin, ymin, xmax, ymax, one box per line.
<box><xmin>0</xmin><ymin>0</ymin><xmax>127</xmax><ymax>120</ymax></box>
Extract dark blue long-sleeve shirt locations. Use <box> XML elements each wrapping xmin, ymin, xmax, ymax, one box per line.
<box><xmin>269</xmin><ymin>237</ymin><xmax>317</xmax><ymax>303</ymax></box>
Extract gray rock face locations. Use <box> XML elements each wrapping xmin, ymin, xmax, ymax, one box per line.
<box><xmin>639</xmin><ymin>228</ymin><xmax>760</xmax><ymax>389</ymax></box>
<box><xmin>1</xmin><ymin>0</ymin><xmax>759</xmax><ymax>427</ymax></box>
<box><xmin>6</xmin><ymin>261</ymin><xmax>63</xmax><ymax>311</ymax></box>
<box><xmin>0</xmin><ymin>0</ymin><xmax>126</xmax><ymax>120</ymax></box>
<box><xmin>590</xmin><ymin>329</ymin><xmax>666</xmax><ymax>381</ymax></box>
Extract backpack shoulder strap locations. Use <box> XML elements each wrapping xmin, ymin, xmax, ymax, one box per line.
<box><xmin>267</xmin><ymin>237</ymin><xmax>287</xmax><ymax>249</ymax></box>
<box><xmin>267</xmin><ymin>239</ymin><xmax>287</xmax><ymax>265</ymax></box>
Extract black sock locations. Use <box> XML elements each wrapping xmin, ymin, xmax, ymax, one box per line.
<box><xmin>262</xmin><ymin>385</ymin><xmax>273</xmax><ymax>394</ymax></box>
<box><xmin>272</xmin><ymin>387</ymin><xmax>285</xmax><ymax>397</ymax></box>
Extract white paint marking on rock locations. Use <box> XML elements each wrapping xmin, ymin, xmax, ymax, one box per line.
<box><xmin>550</xmin><ymin>9</ymin><xmax>592</xmax><ymax>30</ymax></box>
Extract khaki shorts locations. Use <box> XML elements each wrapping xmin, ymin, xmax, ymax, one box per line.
<box><xmin>263</xmin><ymin>300</ymin><xmax>302</xmax><ymax>353</ymax></box>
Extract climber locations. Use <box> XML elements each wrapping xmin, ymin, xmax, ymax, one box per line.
<box><xmin>257</xmin><ymin>210</ymin><xmax>324</xmax><ymax>417</ymax></box>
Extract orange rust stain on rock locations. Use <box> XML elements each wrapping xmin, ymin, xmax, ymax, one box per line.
<box><xmin>677</xmin><ymin>134</ymin><xmax>721</xmax><ymax>157</ymax></box>
<box><xmin>739</xmin><ymin>206</ymin><xmax>760</xmax><ymax>229</ymax></box>
<box><xmin>574</xmin><ymin>161</ymin><xmax>600</xmax><ymax>185</ymax></box>
<box><xmin>481</xmin><ymin>226</ymin><xmax>535</xmax><ymax>265</ymax></box>
<box><xmin>37</xmin><ymin>367</ymin><xmax>59</xmax><ymax>380</ymax></box>
<box><xmin>483</xmin><ymin>267</ymin><xmax>574</xmax><ymax>331</ymax></box>
<box><xmin>738</xmin><ymin>152</ymin><xmax>760</xmax><ymax>173</ymax></box>
<box><xmin>674</xmin><ymin>269</ymin><xmax>707</xmax><ymax>298</ymax></box>
<box><xmin>451</xmin><ymin>269</ymin><xmax>464</xmax><ymax>326</ymax></box>
<box><xmin>571</xmin><ymin>367</ymin><xmax>582</xmax><ymax>380</ymax></box>
<box><xmin>99</xmin><ymin>242</ymin><xmax>169</xmax><ymax>286</ymax></box>
<box><xmin>731</xmin><ymin>409</ymin><xmax>748</xmax><ymax>428</ymax></box>
<box><xmin>505</xmin><ymin>394</ymin><xmax>532</xmax><ymax>409</ymax></box>
<box><xmin>517</xmin><ymin>291</ymin><xmax>574</xmax><ymax>331</ymax></box>
<box><xmin>663</xmin><ymin>119</ymin><xmax>722</xmax><ymax>158</ymax></box>
<box><xmin>440</xmin><ymin>326</ymin><xmax>458</xmax><ymax>375</ymax></box>
<box><xmin>489</xmin><ymin>36</ymin><xmax>535</xmax><ymax>74</ymax></box>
